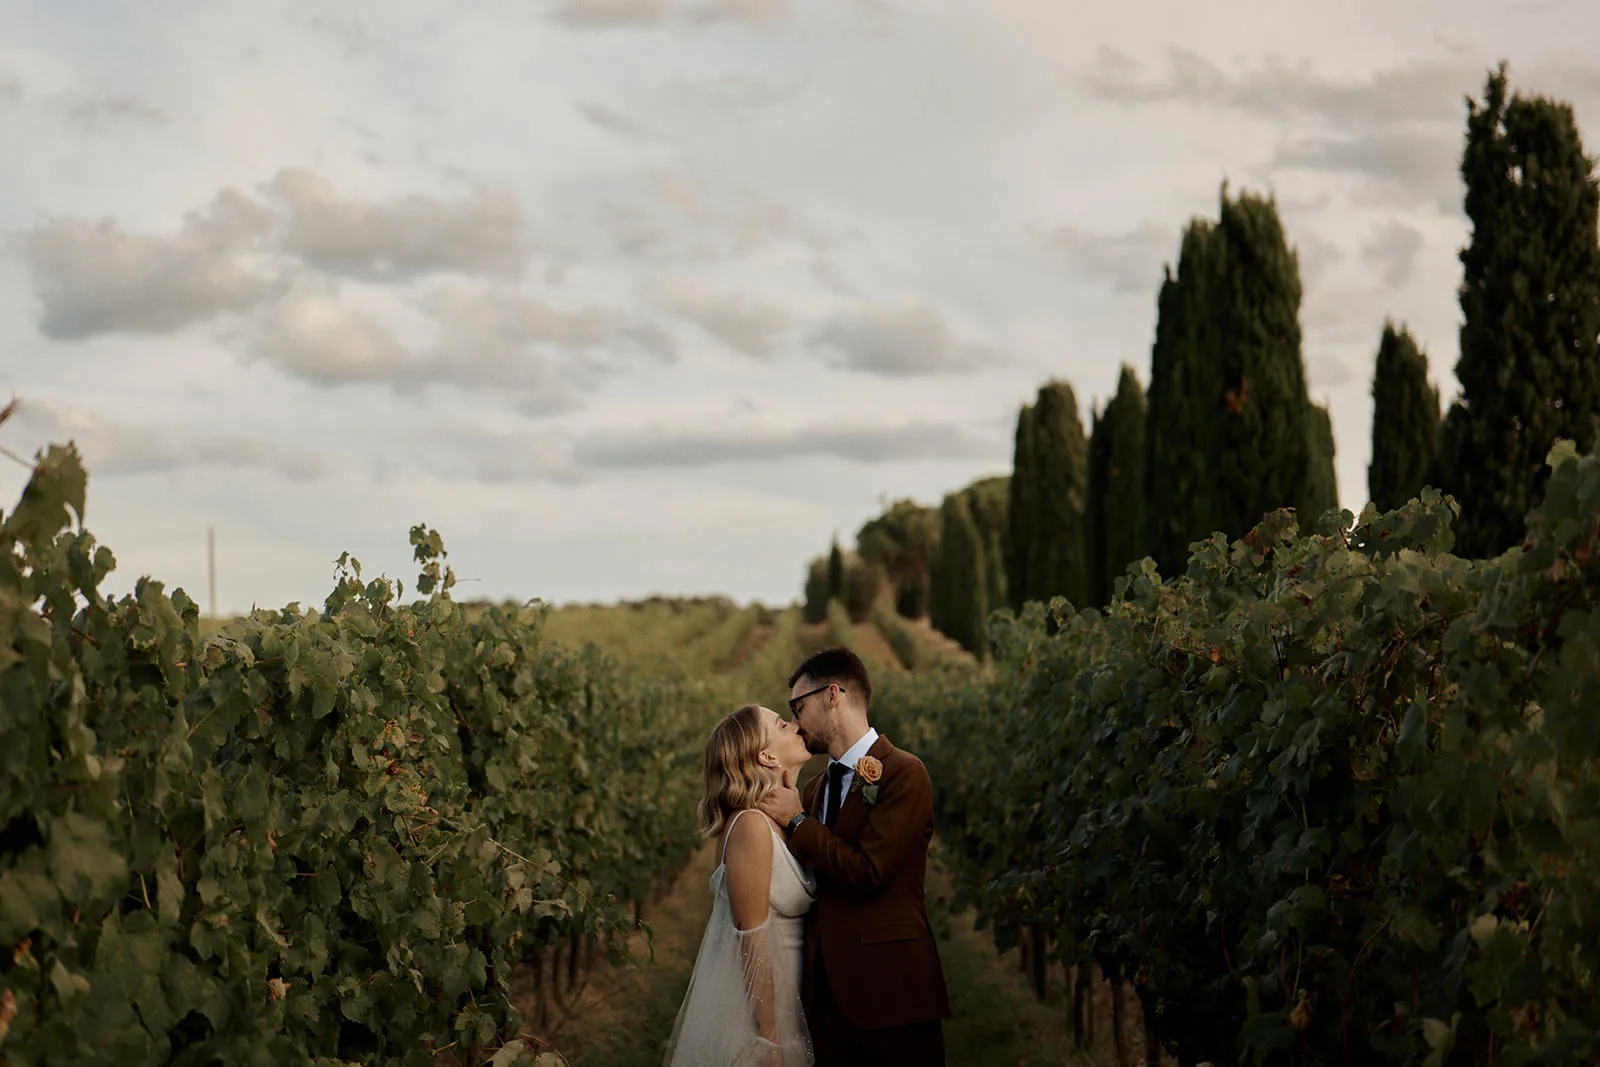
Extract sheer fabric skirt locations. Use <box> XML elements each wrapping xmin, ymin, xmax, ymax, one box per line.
<box><xmin>662</xmin><ymin>890</ymin><xmax>812</xmax><ymax>1066</ymax></box>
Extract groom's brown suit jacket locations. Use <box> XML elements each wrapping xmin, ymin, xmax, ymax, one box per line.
<box><xmin>788</xmin><ymin>734</ymin><xmax>950</xmax><ymax>1030</ymax></box>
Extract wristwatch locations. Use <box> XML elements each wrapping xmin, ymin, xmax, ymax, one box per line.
<box><xmin>785</xmin><ymin>812</ymin><xmax>808</xmax><ymax>836</ymax></box>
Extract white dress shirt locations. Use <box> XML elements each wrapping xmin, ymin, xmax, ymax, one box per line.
<box><xmin>823</xmin><ymin>726</ymin><xmax>880</xmax><ymax>825</ymax></box>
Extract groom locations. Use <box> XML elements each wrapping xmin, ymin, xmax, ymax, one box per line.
<box><xmin>757</xmin><ymin>647</ymin><xmax>950</xmax><ymax>1066</ymax></box>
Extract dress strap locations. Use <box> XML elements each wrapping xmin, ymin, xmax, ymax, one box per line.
<box><xmin>721</xmin><ymin>808</ymin><xmax>755</xmax><ymax>865</ymax></box>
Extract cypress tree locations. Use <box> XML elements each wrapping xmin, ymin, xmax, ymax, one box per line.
<box><xmin>1004</xmin><ymin>403</ymin><xmax>1037</xmax><ymax>611</ymax></box>
<box><xmin>826</xmin><ymin>538</ymin><xmax>845</xmax><ymax>602</ymax></box>
<box><xmin>1029</xmin><ymin>379</ymin><xmax>1091</xmax><ymax>608</ymax></box>
<box><xmin>1299</xmin><ymin>402</ymin><xmax>1339</xmax><ymax>529</ymax></box>
<box><xmin>1145</xmin><ymin>220</ymin><xmax>1222</xmax><ymax>578</ymax></box>
<box><xmin>802</xmin><ymin>558</ymin><xmax>829</xmax><ymax>624</ymax></box>
<box><xmin>1438</xmin><ymin>63</ymin><xmax>1600</xmax><ymax>556</ymax></box>
<box><xmin>1088</xmin><ymin>366</ymin><xmax>1147</xmax><ymax>605</ymax></box>
<box><xmin>932</xmin><ymin>490</ymin><xmax>987</xmax><ymax>656</ymax></box>
<box><xmin>965</xmin><ymin>475</ymin><xmax>1010</xmax><ymax>614</ymax></box>
<box><xmin>1368</xmin><ymin>321</ymin><xmax>1440</xmax><ymax>512</ymax></box>
<box><xmin>930</xmin><ymin>475</ymin><xmax>1008</xmax><ymax>648</ymax></box>
<box><xmin>1210</xmin><ymin>187</ymin><xmax>1313</xmax><ymax>540</ymax></box>
<box><xmin>1088</xmin><ymin>404</ymin><xmax>1107</xmax><ymax>606</ymax></box>
<box><xmin>857</xmin><ymin>500</ymin><xmax>941</xmax><ymax>619</ymax></box>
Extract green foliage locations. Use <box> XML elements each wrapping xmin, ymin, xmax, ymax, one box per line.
<box><xmin>827</xmin><ymin>539</ymin><xmax>845</xmax><ymax>603</ymax></box>
<box><xmin>1441</xmin><ymin>63</ymin><xmax>1600</xmax><ymax>557</ymax></box>
<box><xmin>964</xmin><ymin>477</ymin><xmax>1009</xmax><ymax>609</ymax></box>
<box><xmin>825</xmin><ymin>597</ymin><xmax>853</xmax><ymax>649</ymax></box>
<box><xmin>841</xmin><ymin>557</ymin><xmax>883</xmax><ymax>623</ymax></box>
<box><xmin>871</xmin><ymin>604</ymin><xmax>923</xmax><ymax>671</ymax></box>
<box><xmin>876</xmin><ymin>444</ymin><xmax>1600</xmax><ymax>1065</ymax></box>
<box><xmin>0</xmin><ymin>446</ymin><xmax>710</xmax><ymax>1065</ymax></box>
<box><xmin>1211</xmin><ymin>187</ymin><xmax>1315</xmax><ymax>542</ymax></box>
<box><xmin>1146</xmin><ymin>191</ymin><xmax>1320</xmax><ymax>576</ymax></box>
<box><xmin>1088</xmin><ymin>366</ymin><xmax>1148</xmax><ymax>607</ymax></box>
<box><xmin>1369</xmin><ymin>321</ymin><xmax>1441</xmax><ymax>513</ymax></box>
<box><xmin>857</xmin><ymin>500</ymin><xmax>941</xmax><ymax>620</ymax></box>
<box><xmin>929</xmin><ymin>491</ymin><xmax>987</xmax><ymax>657</ymax></box>
<box><xmin>1001</xmin><ymin>376</ymin><xmax>1093</xmax><ymax>615</ymax></box>
<box><xmin>930</xmin><ymin>477</ymin><xmax>1009</xmax><ymax>658</ymax></box>
<box><xmin>1005</xmin><ymin>403</ymin><xmax>1038</xmax><ymax>612</ymax></box>
<box><xmin>802</xmin><ymin>557</ymin><xmax>830</xmax><ymax>625</ymax></box>
<box><xmin>1299</xmin><ymin>402</ymin><xmax>1340</xmax><ymax>528</ymax></box>
<box><xmin>1146</xmin><ymin>220</ymin><xmax>1223</xmax><ymax>579</ymax></box>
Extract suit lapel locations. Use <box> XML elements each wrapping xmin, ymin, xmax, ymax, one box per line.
<box><xmin>832</xmin><ymin>735</ymin><xmax>895</xmax><ymax>839</ymax></box>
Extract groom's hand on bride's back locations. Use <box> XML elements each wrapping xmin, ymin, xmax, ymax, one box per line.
<box><xmin>758</xmin><ymin>768</ymin><xmax>803</xmax><ymax>826</ymax></box>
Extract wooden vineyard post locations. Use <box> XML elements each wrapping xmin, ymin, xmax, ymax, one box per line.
<box><xmin>568</xmin><ymin>930</ymin><xmax>582</xmax><ymax>995</ymax></box>
<box><xmin>1028</xmin><ymin>925</ymin><xmax>1049</xmax><ymax>1002</ymax></box>
<box><xmin>1109</xmin><ymin>964</ymin><xmax>1131</xmax><ymax>1067</ymax></box>
<box><xmin>1072</xmin><ymin>961</ymin><xmax>1095</xmax><ymax>1049</ymax></box>
<box><xmin>530</xmin><ymin>948</ymin><xmax>548</xmax><ymax>1032</ymax></box>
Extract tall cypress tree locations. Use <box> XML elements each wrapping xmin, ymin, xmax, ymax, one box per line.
<box><xmin>1145</xmin><ymin>220</ymin><xmax>1222</xmax><ymax>578</ymax></box>
<box><xmin>965</xmin><ymin>475</ymin><xmax>1010</xmax><ymax>614</ymax></box>
<box><xmin>930</xmin><ymin>475</ymin><xmax>1009</xmax><ymax>649</ymax></box>
<box><xmin>1029</xmin><ymin>379</ymin><xmax>1090</xmax><ymax>608</ymax></box>
<box><xmin>1210</xmin><ymin>187</ymin><xmax>1313</xmax><ymax>540</ymax></box>
<box><xmin>931</xmin><ymin>490</ymin><xmax>986</xmax><ymax>656</ymax></box>
<box><xmin>826</xmin><ymin>538</ymin><xmax>845</xmax><ymax>602</ymax></box>
<box><xmin>1439</xmin><ymin>63</ymin><xmax>1600</xmax><ymax>556</ymax></box>
<box><xmin>1004</xmin><ymin>403</ymin><xmax>1038</xmax><ymax>611</ymax></box>
<box><xmin>1089</xmin><ymin>366</ymin><xmax>1148</xmax><ymax>605</ymax></box>
<box><xmin>1368</xmin><ymin>321</ymin><xmax>1440</xmax><ymax>512</ymax></box>
<box><xmin>1088</xmin><ymin>404</ymin><xmax>1108</xmax><ymax>605</ymax></box>
<box><xmin>1299</xmin><ymin>403</ymin><xmax>1339</xmax><ymax>529</ymax></box>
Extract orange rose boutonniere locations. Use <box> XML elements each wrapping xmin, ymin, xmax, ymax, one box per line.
<box><xmin>854</xmin><ymin>755</ymin><xmax>884</xmax><ymax>805</ymax></box>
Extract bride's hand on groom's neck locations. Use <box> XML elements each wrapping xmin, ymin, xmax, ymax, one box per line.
<box><xmin>758</xmin><ymin>767</ymin><xmax>802</xmax><ymax>827</ymax></box>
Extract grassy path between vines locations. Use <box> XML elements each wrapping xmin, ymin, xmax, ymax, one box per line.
<box><xmin>541</xmin><ymin>844</ymin><xmax>1107</xmax><ymax>1066</ymax></box>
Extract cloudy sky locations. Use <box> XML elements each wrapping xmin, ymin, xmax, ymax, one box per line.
<box><xmin>2</xmin><ymin>0</ymin><xmax>1598</xmax><ymax>611</ymax></box>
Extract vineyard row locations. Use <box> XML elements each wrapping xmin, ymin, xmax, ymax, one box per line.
<box><xmin>0</xmin><ymin>445</ymin><xmax>741</xmax><ymax>1066</ymax></box>
<box><xmin>875</xmin><ymin>442</ymin><xmax>1600</xmax><ymax>1066</ymax></box>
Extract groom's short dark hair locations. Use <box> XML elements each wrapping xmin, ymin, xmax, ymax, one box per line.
<box><xmin>789</xmin><ymin>646</ymin><xmax>872</xmax><ymax>707</ymax></box>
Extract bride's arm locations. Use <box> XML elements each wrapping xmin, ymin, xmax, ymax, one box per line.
<box><xmin>724</xmin><ymin>813</ymin><xmax>781</xmax><ymax>1046</ymax></box>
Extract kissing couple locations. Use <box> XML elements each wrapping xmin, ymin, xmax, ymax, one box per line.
<box><xmin>662</xmin><ymin>647</ymin><xmax>950</xmax><ymax>1067</ymax></box>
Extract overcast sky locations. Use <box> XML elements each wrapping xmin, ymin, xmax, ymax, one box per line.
<box><xmin>2</xmin><ymin>0</ymin><xmax>1598</xmax><ymax>611</ymax></box>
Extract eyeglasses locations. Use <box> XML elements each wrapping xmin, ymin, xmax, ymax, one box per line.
<box><xmin>787</xmin><ymin>683</ymin><xmax>841</xmax><ymax>717</ymax></box>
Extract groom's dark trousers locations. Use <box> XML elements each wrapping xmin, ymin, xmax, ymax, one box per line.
<box><xmin>787</xmin><ymin>735</ymin><xmax>950</xmax><ymax>1067</ymax></box>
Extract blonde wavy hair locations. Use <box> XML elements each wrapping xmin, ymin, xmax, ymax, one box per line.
<box><xmin>699</xmin><ymin>704</ymin><xmax>777</xmax><ymax>838</ymax></box>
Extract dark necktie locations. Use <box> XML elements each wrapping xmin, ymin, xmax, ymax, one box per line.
<box><xmin>824</xmin><ymin>762</ymin><xmax>849</xmax><ymax>828</ymax></box>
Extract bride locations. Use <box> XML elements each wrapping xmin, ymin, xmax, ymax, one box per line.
<box><xmin>663</xmin><ymin>704</ymin><xmax>816</xmax><ymax>1066</ymax></box>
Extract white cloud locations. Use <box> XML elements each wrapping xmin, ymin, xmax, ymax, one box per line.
<box><xmin>808</xmin><ymin>301</ymin><xmax>1002</xmax><ymax>376</ymax></box>
<box><xmin>265</xmin><ymin>168</ymin><xmax>533</xmax><ymax>281</ymax></box>
<box><xmin>63</xmin><ymin>93</ymin><xmax>166</xmax><ymax>131</ymax></box>
<box><xmin>653</xmin><ymin>278</ymin><xmax>789</xmax><ymax>357</ymax></box>
<box><xmin>246</xmin><ymin>278</ymin><xmax>414</xmax><ymax>386</ymax></box>
<box><xmin>572</xmin><ymin>418</ymin><xmax>999</xmax><ymax>468</ymax></box>
<box><xmin>1361</xmin><ymin>219</ymin><xmax>1426</xmax><ymax>289</ymax></box>
<box><xmin>8</xmin><ymin>398</ymin><xmax>326</xmax><ymax>483</ymax></box>
<box><xmin>26</xmin><ymin>189</ymin><xmax>277</xmax><ymax>339</ymax></box>
<box><xmin>1044</xmin><ymin>221</ymin><xmax>1173</xmax><ymax>295</ymax></box>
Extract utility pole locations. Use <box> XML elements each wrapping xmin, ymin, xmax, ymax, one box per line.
<box><xmin>207</xmin><ymin>526</ymin><xmax>216</xmax><ymax>618</ymax></box>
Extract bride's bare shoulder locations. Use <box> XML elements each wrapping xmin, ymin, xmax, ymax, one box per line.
<box><xmin>722</xmin><ymin>809</ymin><xmax>775</xmax><ymax>864</ymax></box>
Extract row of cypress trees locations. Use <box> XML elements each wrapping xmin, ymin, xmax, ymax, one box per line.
<box><xmin>808</xmin><ymin>63</ymin><xmax>1600</xmax><ymax>658</ymax></box>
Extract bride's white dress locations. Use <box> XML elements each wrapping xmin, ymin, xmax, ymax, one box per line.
<box><xmin>663</xmin><ymin>810</ymin><xmax>817</xmax><ymax>1066</ymax></box>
